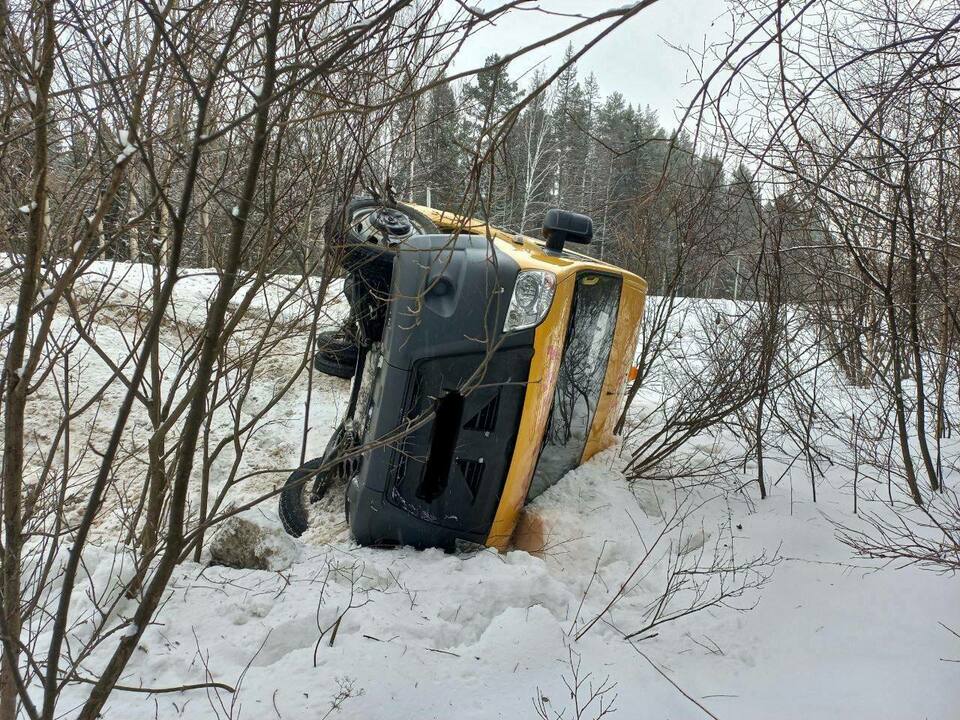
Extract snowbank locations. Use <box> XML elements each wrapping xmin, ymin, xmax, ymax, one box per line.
<box><xmin>2</xmin><ymin>260</ymin><xmax>955</xmax><ymax>719</ymax></box>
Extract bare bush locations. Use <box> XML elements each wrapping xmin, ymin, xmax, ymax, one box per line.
<box><xmin>837</xmin><ymin>491</ymin><xmax>960</xmax><ymax>573</ymax></box>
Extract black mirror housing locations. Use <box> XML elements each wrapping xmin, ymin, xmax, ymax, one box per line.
<box><xmin>542</xmin><ymin>209</ymin><xmax>593</xmax><ymax>253</ymax></box>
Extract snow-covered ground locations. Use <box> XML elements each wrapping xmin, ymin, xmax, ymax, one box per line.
<box><xmin>8</xmin><ymin>261</ymin><xmax>959</xmax><ymax>719</ymax></box>
<box><xmin>84</xmin><ymin>460</ymin><xmax>959</xmax><ymax>720</ymax></box>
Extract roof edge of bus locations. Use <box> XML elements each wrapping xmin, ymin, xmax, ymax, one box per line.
<box><xmin>407</xmin><ymin>203</ymin><xmax>646</xmax><ymax>287</ymax></box>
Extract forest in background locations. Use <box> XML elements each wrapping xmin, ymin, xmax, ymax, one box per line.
<box><xmin>389</xmin><ymin>48</ymin><xmax>765</xmax><ymax>302</ymax></box>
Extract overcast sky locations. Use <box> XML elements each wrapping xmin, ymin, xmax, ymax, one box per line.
<box><xmin>452</xmin><ymin>0</ymin><xmax>731</xmax><ymax>129</ymax></box>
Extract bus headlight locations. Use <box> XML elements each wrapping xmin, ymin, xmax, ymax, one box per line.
<box><xmin>503</xmin><ymin>270</ymin><xmax>556</xmax><ymax>332</ymax></box>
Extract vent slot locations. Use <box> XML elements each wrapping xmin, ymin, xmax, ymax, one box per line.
<box><xmin>393</xmin><ymin>436</ymin><xmax>410</xmax><ymax>487</ymax></box>
<box><xmin>456</xmin><ymin>458</ymin><xmax>485</xmax><ymax>500</ymax></box>
<box><xmin>406</xmin><ymin>372</ymin><xmax>425</xmax><ymax>418</ymax></box>
<box><xmin>464</xmin><ymin>392</ymin><xmax>500</xmax><ymax>433</ymax></box>
<box><xmin>416</xmin><ymin>391</ymin><xmax>463</xmax><ymax>502</ymax></box>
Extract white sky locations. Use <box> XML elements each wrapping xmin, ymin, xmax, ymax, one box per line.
<box><xmin>451</xmin><ymin>0</ymin><xmax>731</xmax><ymax>129</ymax></box>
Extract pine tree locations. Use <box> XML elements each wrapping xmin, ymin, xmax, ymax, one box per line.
<box><xmin>461</xmin><ymin>54</ymin><xmax>519</xmax><ymax>140</ymax></box>
<box><xmin>419</xmin><ymin>80</ymin><xmax>462</xmax><ymax>208</ymax></box>
<box><xmin>579</xmin><ymin>73</ymin><xmax>601</xmax><ymax>214</ymax></box>
<box><xmin>550</xmin><ymin>45</ymin><xmax>588</xmax><ymax>210</ymax></box>
<box><xmin>461</xmin><ymin>55</ymin><xmax>520</xmax><ymax>224</ymax></box>
<box><xmin>591</xmin><ymin>92</ymin><xmax>634</xmax><ymax>252</ymax></box>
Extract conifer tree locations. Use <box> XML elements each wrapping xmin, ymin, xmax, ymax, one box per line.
<box><xmin>419</xmin><ymin>80</ymin><xmax>462</xmax><ymax>209</ymax></box>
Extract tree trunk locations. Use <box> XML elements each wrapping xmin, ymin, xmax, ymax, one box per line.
<box><xmin>1</xmin><ymin>3</ymin><xmax>54</xmax><ymax>716</ymax></box>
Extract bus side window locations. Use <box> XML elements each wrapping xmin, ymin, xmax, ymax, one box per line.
<box><xmin>527</xmin><ymin>273</ymin><xmax>621</xmax><ymax>501</ymax></box>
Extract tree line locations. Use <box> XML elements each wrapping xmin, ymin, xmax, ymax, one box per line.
<box><xmin>385</xmin><ymin>47</ymin><xmax>804</xmax><ymax>303</ymax></box>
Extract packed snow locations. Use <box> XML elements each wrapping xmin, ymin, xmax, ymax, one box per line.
<box><xmin>5</xmin><ymin>260</ymin><xmax>958</xmax><ymax>719</ymax></box>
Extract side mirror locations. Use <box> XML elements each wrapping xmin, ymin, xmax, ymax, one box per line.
<box><xmin>542</xmin><ymin>209</ymin><xmax>593</xmax><ymax>253</ymax></box>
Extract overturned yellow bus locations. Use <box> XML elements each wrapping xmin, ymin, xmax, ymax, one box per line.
<box><xmin>280</xmin><ymin>200</ymin><xmax>647</xmax><ymax>551</ymax></box>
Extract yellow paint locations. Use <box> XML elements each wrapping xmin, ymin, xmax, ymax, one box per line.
<box><xmin>408</xmin><ymin>204</ymin><xmax>648</xmax><ymax>550</ymax></box>
<box><xmin>485</xmin><ymin>274</ymin><xmax>574</xmax><ymax>549</ymax></box>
